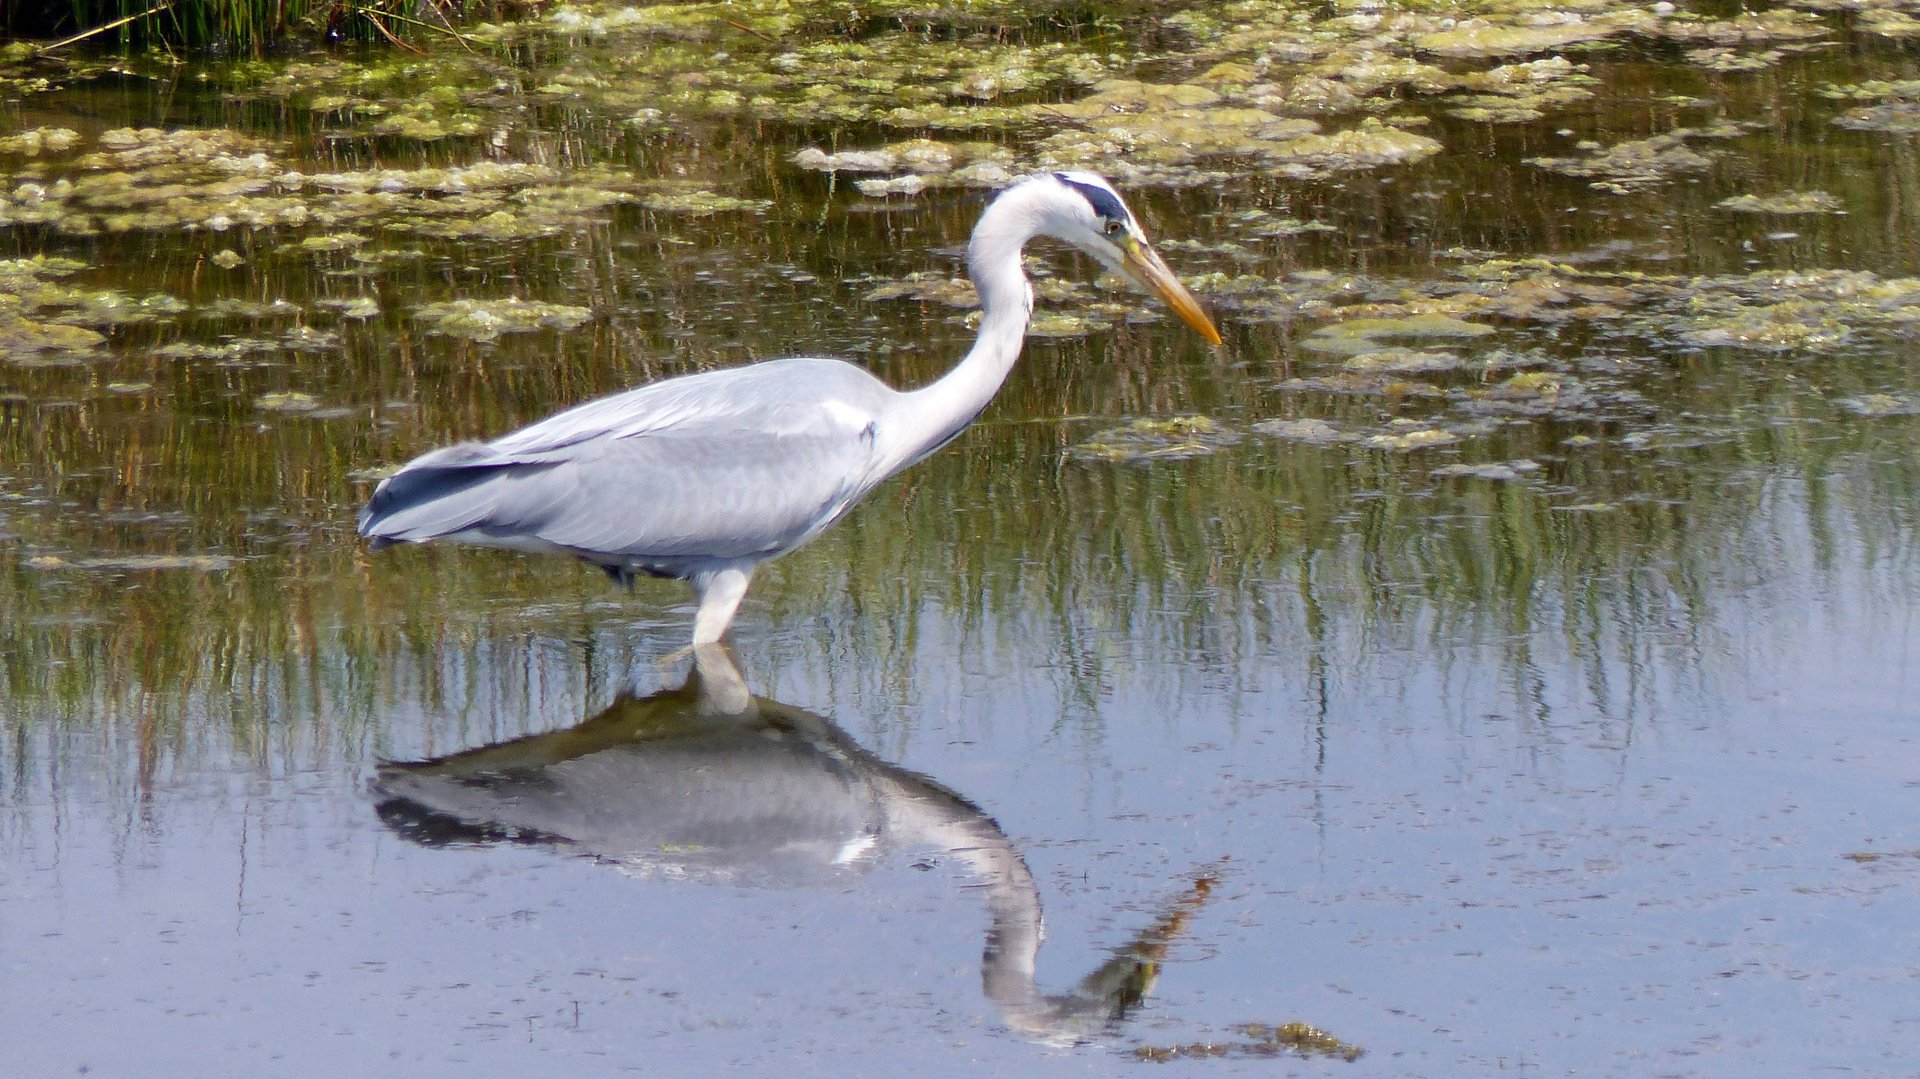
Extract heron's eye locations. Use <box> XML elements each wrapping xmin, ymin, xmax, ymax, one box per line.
<box><xmin>1103</xmin><ymin>219</ymin><xmax>1125</xmax><ymax>237</ymax></box>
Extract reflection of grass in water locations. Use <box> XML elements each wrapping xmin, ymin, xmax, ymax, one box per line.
<box><xmin>10</xmin><ymin>341</ymin><xmax>1913</xmax><ymax>785</ymax></box>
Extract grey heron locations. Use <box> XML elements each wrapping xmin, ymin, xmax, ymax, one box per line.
<box><xmin>357</xmin><ymin>171</ymin><xmax>1223</xmax><ymax>644</ymax></box>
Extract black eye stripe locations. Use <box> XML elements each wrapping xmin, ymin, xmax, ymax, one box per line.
<box><xmin>1055</xmin><ymin>173</ymin><xmax>1130</xmax><ymax>228</ymax></box>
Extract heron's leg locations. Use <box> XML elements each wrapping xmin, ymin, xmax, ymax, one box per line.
<box><xmin>690</xmin><ymin>566</ymin><xmax>753</xmax><ymax>646</ymax></box>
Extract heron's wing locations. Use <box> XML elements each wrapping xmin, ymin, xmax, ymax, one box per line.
<box><xmin>486</xmin><ymin>415</ymin><xmax>880</xmax><ymax>560</ymax></box>
<box><xmin>487</xmin><ymin>364</ymin><xmax>841</xmax><ymax>458</ymax></box>
<box><xmin>359</xmin><ymin>360</ymin><xmax>893</xmax><ymax>566</ymax></box>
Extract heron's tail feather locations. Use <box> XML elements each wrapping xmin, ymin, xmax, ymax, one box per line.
<box><xmin>357</xmin><ymin>443</ymin><xmax>553</xmax><ymax>546</ymax></box>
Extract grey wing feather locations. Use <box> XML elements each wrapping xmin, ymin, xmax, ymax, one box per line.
<box><xmin>356</xmin><ymin>442</ymin><xmax>510</xmax><ymax>546</ymax></box>
<box><xmin>358</xmin><ymin>359</ymin><xmax>895</xmax><ymax>571</ymax></box>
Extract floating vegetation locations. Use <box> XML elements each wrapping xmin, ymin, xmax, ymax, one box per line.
<box><xmin>0</xmin><ymin>309</ymin><xmax>107</xmax><ymax>364</ymax></box>
<box><xmin>1432</xmin><ymin>460</ymin><xmax>1540</xmax><ymax>481</ymax></box>
<box><xmin>1661</xmin><ymin>8</ymin><xmax>1831</xmax><ymax>45</ymax></box>
<box><xmin>1341</xmin><ymin>348</ymin><xmax>1467</xmax><ymax>374</ymax></box>
<box><xmin>1833</xmin><ymin>102</ymin><xmax>1920</xmax><ymax>134</ymax></box>
<box><xmin>1458</xmin><ymin>371</ymin><xmax>1609</xmax><ymax>420</ymax></box>
<box><xmin>1302</xmin><ymin>313</ymin><xmax>1497</xmax><ymax>356</ymax></box>
<box><xmin>1030</xmin><ymin>79</ymin><xmax>1323</xmax><ymax>174</ymax></box>
<box><xmin>0</xmin><ymin>128</ymin><xmax>649</xmax><ymax>241</ymax></box>
<box><xmin>793</xmin><ymin>66</ymin><xmax>1446</xmax><ymax>185</ymax></box>
<box><xmin>1413</xmin><ymin>14</ymin><xmax>1632</xmax><ymax>59</ymax></box>
<box><xmin>1835</xmin><ymin>393</ymin><xmax>1920</xmax><ymax>416</ymax></box>
<box><xmin>25</xmin><ymin>553</ymin><xmax>234</xmax><ymax>573</ymax></box>
<box><xmin>1528</xmin><ymin>128</ymin><xmax>1731</xmax><ymax>194</ymax></box>
<box><xmin>1223</xmin><ymin>208</ymin><xmax>1338</xmax><ymax>239</ymax></box>
<box><xmin>367</xmin><ymin>108</ymin><xmax>485</xmax><ymax>142</ymax></box>
<box><xmin>151</xmin><ymin>324</ymin><xmax>338</xmax><ymax>367</ymax></box>
<box><xmin>155</xmin><ymin>341</ymin><xmax>246</xmax><ymax>362</ymax></box>
<box><xmin>1856</xmin><ymin>10</ymin><xmax>1920</xmax><ymax>39</ymax></box>
<box><xmin>200</xmin><ymin>298</ymin><xmax>300</xmax><ymax>320</ymax></box>
<box><xmin>412</xmin><ymin>298</ymin><xmax>595</xmax><ymax>342</ymax></box>
<box><xmin>1681</xmin><ymin>299</ymin><xmax>1853</xmax><ymax>351</ymax></box>
<box><xmin>1026</xmin><ymin>311</ymin><xmax>1117</xmax><ymax>337</ymax></box>
<box><xmin>296</xmin><ymin>232</ymin><xmax>372</xmax><ymax>253</ymax></box>
<box><xmin>1842</xmin><ymin>848</ymin><xmax>1920</xmax><ymax>863</ymax></box>
<box><xmin>1252</xmin><ymin>417</ymin><xmax>1351</xmax><ymax>444</ymax></box>
<box><xmin>1451</xmin><ymin>264</ymin><xmax>1644</xmax><ymax>323</ymax></box>
<box><xmin>546</xmin><ymin>4</ymin><xmax>736</xmax><ymax>37</ymax></box>
<box><xmin>1277</xmin><ymin>371</ymin><xmax>1447</xmax><ymax>399</ymax></box>
<box><xmin>864</xmin><ymin>268</ymin><xmax>1145</xmax><ymax>333</ymax></box>
<box><xmin>280</xmin><ymin>327</ymin><xmax>341</xmax><ymax>354</ymax></box>
<box><xmin>1221</xmin><ymin>260</ymin><xmax>1920</xmax><ymax>443</ymax></box>
<box><xmin>1497</xmin><ymin>371</ymin><xmax>1571</xmax><ymax>398</ymax></box>
<box><xmin>1817</xmin><ymin>79</ymin><xmax>1920</xmax><ymax>102</ymax></box>
<box><xmin>0</xmin><ymin>128</ymin><xmax>80</xmax><ymax>155</ymax></box>
<box><xmin>638</xmin><ymin>190</ymin><xmax>773</xmax><ymax>216</ymax></box>
<box><xmin>0</xmin><ymin>255</ymin><xmax>86</xmax><ymax>279</ymax></box>
<box><xmin>0</xmin><ymin>254</ymin><xmax>192</xmax><ymax>365</ymax></box>
<box><xmin>793</xmin><ymin>139</ymin><xmax>1009</xmax><ymax>178</ymax></box>
<box><xmin>1820</xmin><ymin>78</ymin><xmax>1920</xmax><ymax>133</ymax></box>
<box><xmin>319</xmin><ymin>297</ymin><xmax>381</xmax><ymax>320</ymax></box>
<box><xmin>1687</xmin><ymin>47</ymin><xmax>1787</xmax><ymax>73</ymax></box>
<box><xmin>254</xmin><ymin>391</ymin><xmax>322</xmax><ymax>413</ymax></box>
<box><xmin>854</xmin><ymin>174</ymin><xmax>934</xmax><ymax>197</ymax></box>
<box><xmin>1716</xmin><ymin>191</ymin><xmax>1845</xmax><ymax>214</ymax></box>
<box><xmin>525</xmin><ymin>18</ymin><xmax>1116</xmax><ymax>134</ymax></box>
<box><xmin>1135</xmin><ymin>1020</ymin><xmax>1364</xmax><ymax>1063</ymax></box>
<box><xmin>863</xmin><ymin>273</ymin><xmax>978</xmax><ymax>308</ymax></box>
<box><xmin>3</xmin><ymin>0</ymin><xmax>1838</xmax><ymax>252</ymax></box>
<box><xmin>1071</xmin><ymin>416</ymin><xmax>1239</xmax><ymax>463</ymax></box>
<box><xmin>1446</xmin><ymin>86</ymin><xmax>1588</xmax><ymax>123</ymax></box>
<box><xmin>1365</xmin><ymin>423</ymin><xmax>1460</xmax><ymax>452</ymax></box>
<box><xmin>81</xmin><ymin>126</ymin><xmax>280</xmax><ymax>169</ymax></box>
<box><xmin>1260</xmin><ymin>120</ymin><xmax>1443</xmax><ymax>178</ymax></box>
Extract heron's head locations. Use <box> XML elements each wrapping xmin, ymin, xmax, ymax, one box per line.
<box><xmin>1041</xmin><ymin>171</ymin><xmax>1223</xmax><ymax>346</ymax></box>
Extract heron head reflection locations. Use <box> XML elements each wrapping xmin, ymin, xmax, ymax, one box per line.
<box><xmin>374</xmin><ymin>644</ymin><xmax>1215</xmax><ymax>1044</ymax></box>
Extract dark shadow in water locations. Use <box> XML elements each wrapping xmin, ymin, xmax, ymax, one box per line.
<box><xmin>373</xmin><ymin>644</ymin><xmax>1217</xmax><ymax>1046</ymax></box>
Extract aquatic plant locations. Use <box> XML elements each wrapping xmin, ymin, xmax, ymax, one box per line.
<box><xmin>1071</xmin><ymin>416</ymin><xmax>1240</xmax><ymax>462</ymax></box>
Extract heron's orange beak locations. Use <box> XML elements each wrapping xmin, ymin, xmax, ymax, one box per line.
<box><xmin>1123</xmin><ymin>237</ymin><xmax>1223</xmax><ymax>346</ymax></box>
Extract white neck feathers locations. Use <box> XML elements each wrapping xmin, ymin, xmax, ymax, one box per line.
<box><xmin>883</xmin><ymin>180</ymin><xmax>1059</xmax><ymax>472</ymax></box>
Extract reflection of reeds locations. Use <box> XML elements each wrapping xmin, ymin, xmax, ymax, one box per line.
<box><xmin>6</xmin><ymin>337</ymin><xmax>1916</xmax><ymax>792</ymax></box>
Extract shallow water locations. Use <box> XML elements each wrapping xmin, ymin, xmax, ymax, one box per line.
<box><xmin>3</xmin><ymin>2</ymin><xmax>1920</xmax><ymax>1076</ymax></box>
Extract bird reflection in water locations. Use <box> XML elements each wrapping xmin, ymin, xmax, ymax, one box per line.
<box><xmin>373</xmin><ymin>645</ymin><xmax>1217</xmax><ymax>1045</ymax></box>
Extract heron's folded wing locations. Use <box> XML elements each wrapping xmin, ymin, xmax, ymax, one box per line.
<box><xmin>484</xmin><ymin>419</ymin><xmax>880</xmax><ymax>560</ymax></box>
<box><xmin>360</xmin><ymin>398</ymin><xmax>883</xmax><ymax>563</ymax></box>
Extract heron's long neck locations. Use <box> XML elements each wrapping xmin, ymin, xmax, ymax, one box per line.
<box><xmin>886</xmin><ymin>198</ymin><xmax>1036</xmax><ymax>471</ymax></box>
